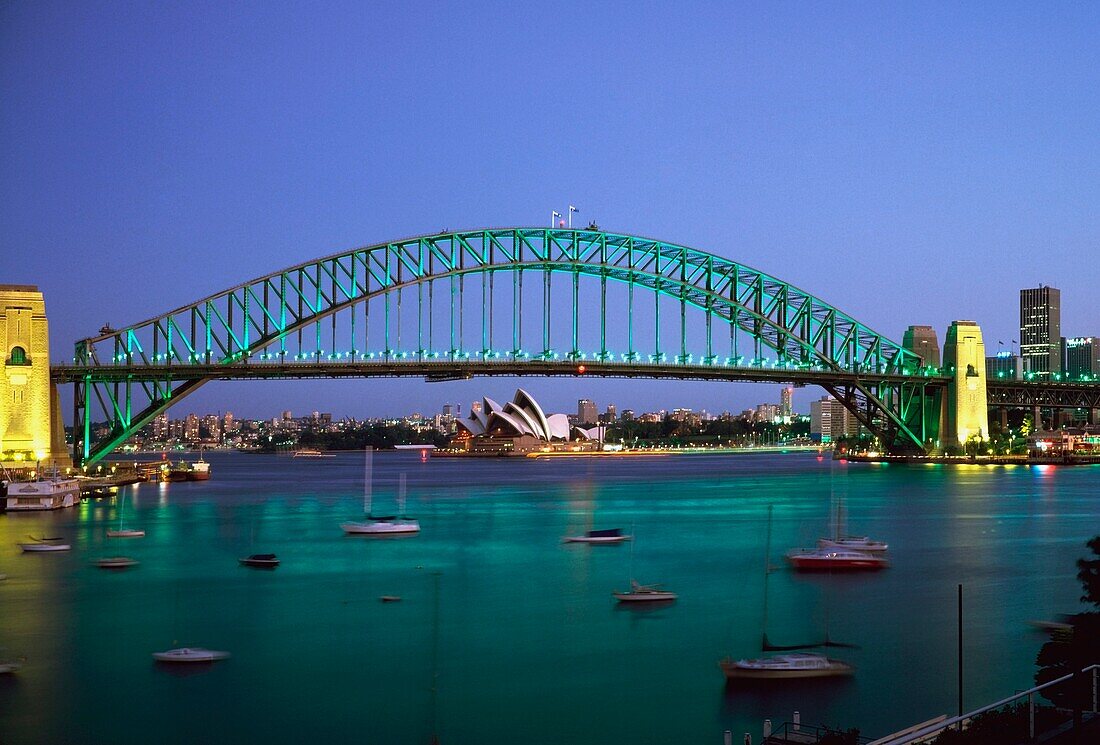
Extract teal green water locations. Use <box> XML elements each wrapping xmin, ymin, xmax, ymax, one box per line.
<box><xmin>0</xmin><ymin>453</ymin><xmax>1095</xmax><ymax>744</ymax></box>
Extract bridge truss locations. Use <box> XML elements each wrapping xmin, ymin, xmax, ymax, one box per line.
<box><xmin>56</xmin><ymin>228</ymin><xmax>940</xmax><ymax>466</ymax></box>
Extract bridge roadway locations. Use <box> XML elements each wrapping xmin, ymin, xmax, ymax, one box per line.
<box><xmin>50</xmin><ymin>359</ymin><xmax>1100</xmax><ymax>410</ymax></box>
<box><xmin>50</xmin><ymin>359</ymin><xmax>942</xmax><ymax>387</ymax></box>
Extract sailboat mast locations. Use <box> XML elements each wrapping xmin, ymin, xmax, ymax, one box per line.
<box><xmin>398</xmin><ymin>473</ymin><xmax>406</xmax><ymax>518</ymax></box>
<box><xmin>761</xmin><ymin>505</ymin><xmax>773</xmax><ymax>650</ymax></box>
<box><xmin>363</xmin><ymin>446</ymin><xmax>373</xmax><ymax>517</ymax></box>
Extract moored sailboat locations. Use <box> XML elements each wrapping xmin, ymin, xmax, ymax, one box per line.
<box><xmin>107</xmin><ymin>490</ymin><xmax>145</xmax><ymax>538</ymax></box>
<box><xmin>341</xmin><ymin>449</ymin><xmax>420</xmax><ymax>535</ymax></box>
<box><xmin>720</xmin><ymin>506</ymin><xmax>856</xmax><ymax>681</ymax></box>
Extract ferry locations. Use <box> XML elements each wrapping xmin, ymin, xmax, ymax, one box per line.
<box><xmin>293</xmin><ymin>448</ymin><xmax>335</xmax><ymax>458</ymax></box>
<box><xmin>3</xmin><ymin>477</ymin><xmax>81</xmax><ymax>511</ymax></box>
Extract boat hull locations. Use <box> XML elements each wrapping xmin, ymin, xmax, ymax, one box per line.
<box><xmin>720</xmin><ymin>660</ymin><xmax>854</xmax><ymax>680</ymax></box>
<box><xmin>96</xmin><ymin>557</ymin><xmax>139</xmax><ymax>569</ymax></box>
<box><xmin>107</xmin><ymin>529</ymin><xmax>146</xmax><ymax>538</ymax></box>
<box><xmin>613</xmin><ymin>591</ymin><xmax>677</xmax><ymax>602</ymax></box>
<box><xmin>564</xmin><ymin>535</ymin><xmax>631</xmax><ymax>544</ymax></box>
<box><xmin>19</xmin><ymin>543</ymin><xmax>71</xmax><ymax>552</ymax></box>
<box><xmin>787</xmin><ymin>556</ymin><xmax>887</xmax><ymax>571</ymax></box>
<box><xmin>341</xmin><ymin>520</ymin><xmax>421</xmax><ymax>535</ymax></box>
<box><xmin>152</xmin><ymin>648</ymin><xmax>230</xmax><ymax>663</ymax></box>
<box><xmin>239</xmin><ymin>558</ymin><xmax>280</xmax><ymax>567</ymax></box>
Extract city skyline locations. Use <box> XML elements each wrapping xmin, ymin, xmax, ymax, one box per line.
<box><xmin>3</xmin><ymin>3</ymin><xmax>1100</xmax><ymax>420</ymax></box>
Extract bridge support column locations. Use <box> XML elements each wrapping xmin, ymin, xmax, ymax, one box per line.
<box><xmin>0</xmin><ymin>285</ymin><xmax>70</xmax><ymax>470</ymax></box>
<box><xmin>943</xmin><ymin>321</ymin><xmax>989</xmax><ymax>450</ymax></box>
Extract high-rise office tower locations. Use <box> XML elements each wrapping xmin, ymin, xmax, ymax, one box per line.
<box><xmin>1065</xmin><ymin>337</ymin><xmax>1099</xmax><ymax>380</ymax></box>
<box><xmin>780</xmin><ymin>387</ymin><xmax>794</xmax><ymax>419</ymax></box>
<box><xmin>577</xmin><ymin>399</ymin><xmax>598</xmax><ymax>426</ymax></box>
<box><xmin>902</xmin><ymin>325</ymin><xmax>940</xmax><ymax>368</ymax></box>
<box><xmin>1020</xmin><ymin>286</ymin><xmax>1061</xmax><ymax>377</ymax></box>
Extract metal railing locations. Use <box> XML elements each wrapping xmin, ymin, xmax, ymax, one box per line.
<box><xmin>879</xmin><ymin>663</ymin><xmax>1099</xmax><ymax>744</ymax></box>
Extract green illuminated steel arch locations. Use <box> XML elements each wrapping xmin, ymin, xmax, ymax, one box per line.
<box><xmin>69</xmin><ymin>228</ymin><xmax>931</xmax><ymax>465</ymax></box>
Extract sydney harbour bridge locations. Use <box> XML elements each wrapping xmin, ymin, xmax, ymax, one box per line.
<box><xmin>45</xmin><ymin>228</ymin><xmax>1100</xmax><ymax>467</ymax></box>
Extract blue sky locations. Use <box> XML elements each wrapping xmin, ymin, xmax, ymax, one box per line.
<box><xmin>2</xmin><ymin>2</ymin><xmax>1098</xmax><ymax>420</ymax></box>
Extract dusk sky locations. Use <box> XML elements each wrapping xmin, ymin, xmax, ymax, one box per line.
<box><xmin>2</xmin><ymin>2</ymin><xmax>1098</xmax><ymax>421</ymax></box>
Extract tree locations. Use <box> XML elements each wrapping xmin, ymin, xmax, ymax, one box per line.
<box><xmin>1034</xmin><ymin>536</ymin><xmax>1100</xmax><ymax>708</ymax></box>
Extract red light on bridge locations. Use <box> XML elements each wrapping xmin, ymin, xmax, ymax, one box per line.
<box><xmin>577</xmin><ymin>365</ymin><xmax>586</xmax><ymax>374</ymax></box>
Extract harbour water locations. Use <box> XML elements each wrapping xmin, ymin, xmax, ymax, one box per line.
<box><xmin>0</xmin><ymin>452</ymin><xmax>1095</xmax><ymax>744</ymax></box>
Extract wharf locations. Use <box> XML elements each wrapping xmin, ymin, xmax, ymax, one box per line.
<box><xmin>844</xmin><ymin>453</ymin><xmax>1100</xmax><ymax>466</ymax></box>
<box><xmin>79</xmin><ymin>472</ymin><xmax>145</xmax><ymax>495</ymax></box>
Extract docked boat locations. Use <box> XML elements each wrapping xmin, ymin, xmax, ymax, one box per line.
<box><xmin>787</xmin><ymin>548</ymin><xmax>889</xmax><ymax>571</ymax></box>
<box><xmin>239</xmin><ymin>553</ymin><xmax>280</xmax><ymax>568</ymax></box>
<box><xmin>341</xmin><ymin>451</ymin><xmax>421</xmax><ymax>535</ymax></box>
<box><xmin>188</xmin><ymin>449</ymin><xmax>211</xmax><ymax>481</ymax></box>
<box><xmin>564</xmin><ymin>528</ymin><xmax>632</xmax><ymax>543</ymax></box>
<box><xmin>4</xmin><ymin>477</ymin><xmax>80</xmax><ymax>511</ymax></box>
<box><xmin>95</xmin><ymin>557</ymin><xmax>139</xmax><ymax>569</ymax></box>
<box><xmin>720</xmin><ymin>653</ymin><xmax>854</xmax><ymax>680</ymax></box>
<box><xmin>613</xmin><ymin>580</ymin><xmax>677</xmax><ymax>603</ymax></box>
<box><xmin>293</xmin><ymin>448</ymin><xmax>335</xmax><ymax>458</ymax></box>
<box><xmin>817</xmin><ymin>536</ymin><xmax>888</xmax><ymax>553</ymax></box>
<box><xmin>152</xmin><ymin>647</ymin><xmax>230</xmax><ymax>663</ymax></box>
<box><xmin>0</xmin><ymin>659</ymin><xmax>23</xmax><ymax>674</ymax></box>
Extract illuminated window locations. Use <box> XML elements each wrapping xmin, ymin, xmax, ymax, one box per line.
<box><xmin>9</xmin><ymin>346</ymin><xmax>28</xmax><ymax>365</ymax></box>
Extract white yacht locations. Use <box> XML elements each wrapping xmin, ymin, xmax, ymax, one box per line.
<box><xmin>613</xmin><ymin>580</ymin><xmax>677</xmax><ymax>603</ymax></box>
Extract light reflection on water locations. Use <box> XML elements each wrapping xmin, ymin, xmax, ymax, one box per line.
<box><xmin>0</xmin><ymin>452</ymin><xmax>1095</xmax><ymax>744</ymax></box>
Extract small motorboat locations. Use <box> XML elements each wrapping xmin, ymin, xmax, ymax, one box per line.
<box><xmin>238</xmin><ymin>553</ymin><xmax>280</xmax><ymax>568</ymax></box>
<box><xmin>613</xmin><ymin>580</ymin><xmax>677</xmax><ymax>603</ymax></box>
<box><xmin>95</xmin><ymin>557</ymin><xmax>139</xmax><ymax>569</ymax></box>
<box><xmin>152</xmin><ymin>647</ymin><xmax>230</xmax><ymax>664</ymax></box>
<box><xmin>720</xmin><ymin>653</ymin><xmax>854</xmax><ymax>680</ymax></box>
<box><xmin>379</xmin><ymin>595</ymin><xmax>402</xmax><ymax>603</ymax></box>
<box><xmin>817</xmin><ymin>536</ymin><xmax>888</xmax><ymax>553</ymax></box>
<box><xmin>107</xmin><ymin>528</ymin><xmax>146</xmax><ymax>538</ymax></box>
<box><xmin>0</xmin><ymin>659</ymin><xmax>24</xmax><ymax>674</ymax></box>
<box><xmin>786</xmin><ymin>548</ymin><xmax>889</xmax><ymax>571</ymax></box>
<box><xmin>564</xmin><ymin>528</ymin><xmax>632</xmax><ymax>544</ymax></box>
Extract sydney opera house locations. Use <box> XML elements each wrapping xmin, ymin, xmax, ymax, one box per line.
<box><xmin>451</xmin><ymin>389</ymin><xmax>605</xmax><ymax>455</ymax></box>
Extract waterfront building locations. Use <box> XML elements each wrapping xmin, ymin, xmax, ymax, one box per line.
<box><xmin>1065</xmin><ymin>337</ymin><xmax>1099</xmax><ymax>380</ymax></box>
<box><xmin>454</xmin><ymin>389</ymin><xmax>600</xmax><ymax>455</ymax></box>
<box><xmin>903</xmin><ymin>325</ymin><xmax>941</xmax><ymax>368</ymax></box>
<box><xmin>1020</xmin><ymin>285</ymin><xmax>1061</xmax><ymax>377</ymax></box>
<box><xmin>809</xmin><ymin>396</ymin><xmax>859</xmax><ymax>443</ymax></box>
<box><xmin>986</xmin><ymin>352</ymin><xmax>1022</xmax><ymax>381</ymax></box>
<box><xmin>577</xmin><ymin>399</ymin><xmax>598</xmax><ymax>426</ymax></box>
